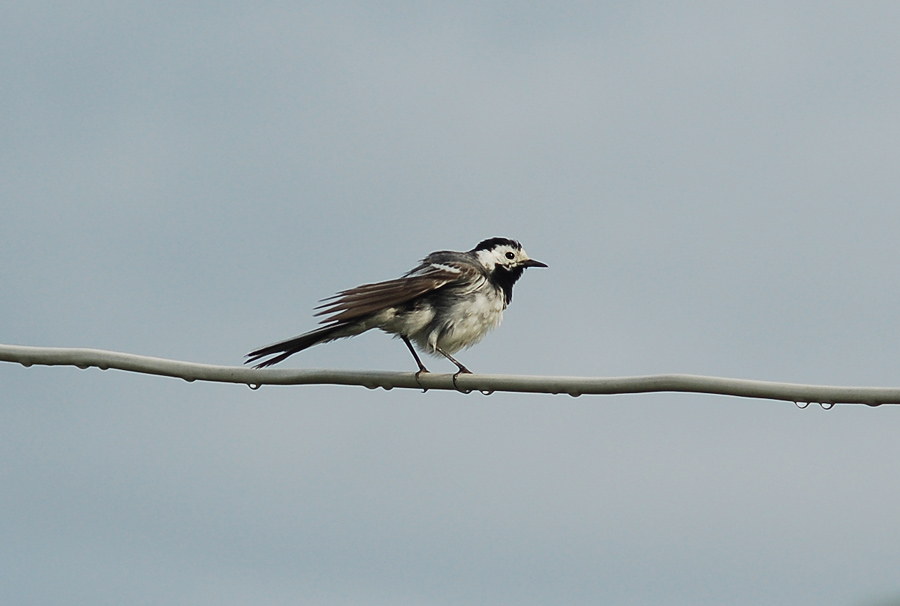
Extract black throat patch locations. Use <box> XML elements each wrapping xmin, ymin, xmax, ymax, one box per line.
<box><xmin>491</xmin><ymin>265</ymin><xmax>525</xmax><ymax>305</ymax></box>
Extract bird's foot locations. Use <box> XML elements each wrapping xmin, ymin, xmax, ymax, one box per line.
<box><xmin>452</xmin><ymin>368</ymin><xmax>473</xmax><ymax>393</ymax></box>
<box><xmin>414</xmin><ymin>368</ymin><xmax>430</xmax><ymax>392</ymax></box>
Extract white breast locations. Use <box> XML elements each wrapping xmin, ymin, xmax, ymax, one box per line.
<box><xmin>423</xmin><ymin>290</ymin><xmax>506</xmax><ymax>354</ymax></box>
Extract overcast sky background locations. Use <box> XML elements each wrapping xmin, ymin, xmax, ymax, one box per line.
<box><xmin>3</xmin><ymin>2</ymin><xmax>900</xmax><ymax>605</ymax></box>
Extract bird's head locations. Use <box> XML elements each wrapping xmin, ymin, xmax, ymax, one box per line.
<box><xmin>471</xmin><ymin>237</ymin><xmax>548</xmax><ymax>272</ymax></box>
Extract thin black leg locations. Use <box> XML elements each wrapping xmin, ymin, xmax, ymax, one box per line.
<box><xmin>402</xmin><ymin>336</ymin><xmax>429</xmax><ymax>376</ymax></box>
<box><xmin>434</xmin><ymin>346</ymin><xmax>473</xmax><ymax>392</ymax></box>
<box><xmin>435</xmin><ymin>346</ymin><xmax>472</xmax><ymax>374</ymax></box>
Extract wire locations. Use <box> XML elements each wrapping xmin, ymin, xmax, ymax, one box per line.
<box><xmin>1</xmin><ymin>343</ymin><xmax>896</xmax><ymax>406</ymax></box>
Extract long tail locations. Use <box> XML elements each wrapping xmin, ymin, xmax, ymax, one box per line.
<box><xmin>245</xmin><ymin>323</ymin><xmax>359</xmax><ymax>368</ymax></box>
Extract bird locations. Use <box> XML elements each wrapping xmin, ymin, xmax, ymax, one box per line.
<box><xmin>245</xmin><ymin>237</ymin><xmax>547</xmax><ymax>375</ymax></box>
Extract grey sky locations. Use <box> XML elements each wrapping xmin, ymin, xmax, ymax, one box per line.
<box><xmin>3</xmin><ymin>3</ymin><xmax>900</xmax><ymax>604</ymax></box>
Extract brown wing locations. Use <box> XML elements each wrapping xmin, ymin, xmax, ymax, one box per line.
<box><xmin>313</xmin><ymin>264</ymin><xmax>479</xmax><ymax>325</ymax></box>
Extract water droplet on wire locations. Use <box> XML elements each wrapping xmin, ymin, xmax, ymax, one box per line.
<box><xmin>480</xmin><ymin>390</ymin><xmax>494</xmax><ymax>396</ymax></box>
<box><xmin>820</xmin><ymin>402</ymin><xmax>835</xmax><ymax>410</ymax></box>
<box><xmin>247</xmin><ymin>383</ymin><xmax>261</xmax><ymax>391</ymax></box>
<box><xmin>795</xmin><ymin>401</ymin><xmax>810</xmax><ymax>409</ymax></box>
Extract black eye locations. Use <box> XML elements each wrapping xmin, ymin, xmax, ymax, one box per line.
<box><xmin>505</xmin><ymin>251</ymin><xmax>515</xmax><ymax>260</ymax></box>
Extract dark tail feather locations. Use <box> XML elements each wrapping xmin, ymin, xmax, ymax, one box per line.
<box><xmin>245</xmin><ymin>324</ymin><xmax>348</xmax><ymax>368</ymax></box>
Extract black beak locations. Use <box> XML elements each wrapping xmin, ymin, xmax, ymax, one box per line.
<box><xmin>522</xmin><ymin>259</ymin><xmax>548</xmax><ymax>268</ymax></box>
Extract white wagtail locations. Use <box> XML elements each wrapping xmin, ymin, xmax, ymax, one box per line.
<box><xmin>246</xmin><ymin>237</ymin><xmax>547</xmax><ymax>375</ymax></box>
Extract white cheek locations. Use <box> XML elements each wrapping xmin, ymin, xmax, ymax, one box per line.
<box><xmin>475</xmin><ymin>249</ymin><xmax>500</xmax><ymax>269</ymax></box>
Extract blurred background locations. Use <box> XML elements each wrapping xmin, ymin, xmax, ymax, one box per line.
<box><xmin>3</xmin><ymin>3</ymin><xmax>900</xmax><ymax>604</ymax></box>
